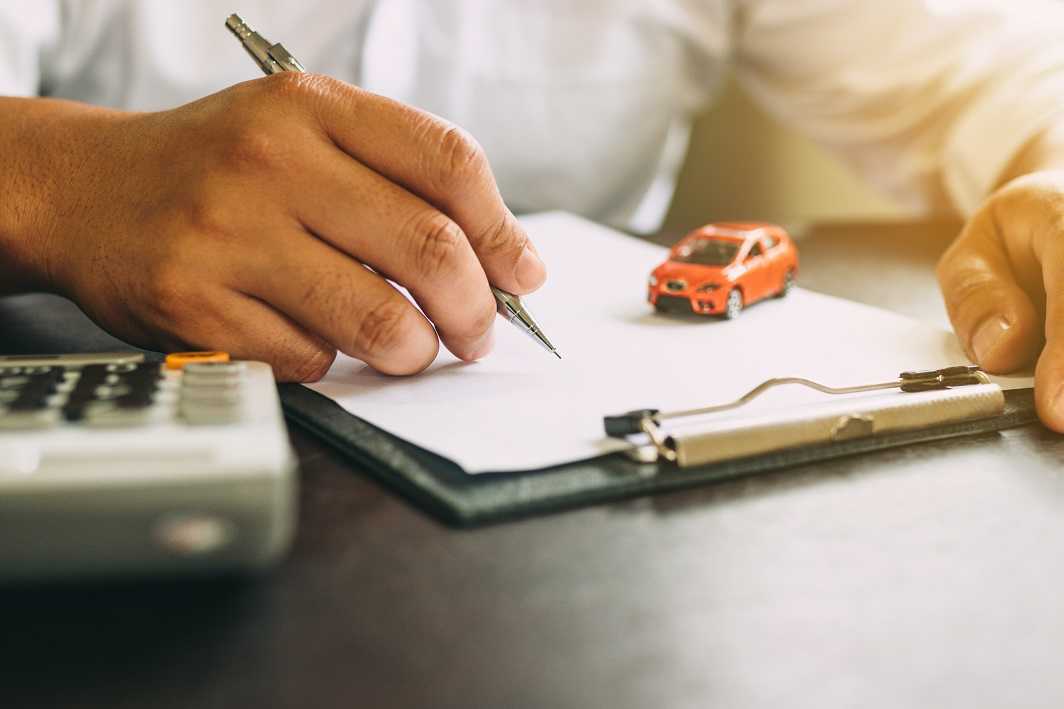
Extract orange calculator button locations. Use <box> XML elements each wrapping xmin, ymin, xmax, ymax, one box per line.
<box><xmin>165</xmin><ymin>351</ymin><xmax>231</xmax><ymax>370</ymax></box>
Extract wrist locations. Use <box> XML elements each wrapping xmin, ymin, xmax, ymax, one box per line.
<box><xmin>0</xmin><ymin>98</ymin><xmax>128</xmax><ymax>296</ymax></box>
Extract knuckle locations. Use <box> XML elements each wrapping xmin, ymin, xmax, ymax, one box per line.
<box><xmin>258</xmin><ymin>71</ymin><xmax>327</xmax><ymax>102</ymax></box>
<box><xmin>145</xmin><ymin>264</ymin><xmax>205</xmax><ymax>330</ymax></box>
<box><xmin>936</xmin><ymin>232</ymin><xmax>1010</xmax><ymax>323</ymax></box>
<box><xmin>984</xmin><ymin>179</ymin><xmax>1061</xmax><ymax>238</ymax></box>
<box><xmin>942</xmin><ymin>273</ymin><xmax>999</xmax><ymax>324</ymax></box>
<box><xmin>934</xmin><ymin>248</ymin><xmax>961</xmax><ymax>290</ymax></box>
<box><xmin>257</xmin><ymin>72</ymin><xmax>351</xmax><ymax>126</ymax></box>
<box><xmin>936</xmin><ymin>228</ymin><xmax>992</xmax><ymax>295</ymax></box>
<box><xmin>434</xmin><ymin>124</ymin><xmax>488</xmax><ymax>191</ymax></box>
<box><xmin>946</xmin><ymin>272</ymin><xmax>993</xmax><ymax>304</ymax></box>
<box><xmin>148</xmin><ymin>262</ymin><xmax>192</xmax><ymax>308</ymax></box>
<box><xmin>181</xmin><ymin>195</ymin><xmax>232</xmax><ymax>237</ymax></box>
<box><xmin>409</xmin><ymin>212</ymin><xmax>466</xmax><ymax>277</ymax></box>
<box><xmin>352</xmin><ymin>297</ymin><xmax>413</xmax><ymax>356</ymax></box>
<box><xmin>476</xmin><ymin>213</ymin><xmax>525</xmax><ymax>259</ymax></box>
<box><xmin>990</xmin><ymin>172</ymin><xmax>1064</xmax><ymax>209</ymax></box>
<box><xmin>287</xmin><ymin>345</ymin><xmax>337</xmax><ymax>383</ymax></box>
<box><xmin>221</xmin><ymin>122</ymin><xmax>290</xmax><ymax>172</ymax></box>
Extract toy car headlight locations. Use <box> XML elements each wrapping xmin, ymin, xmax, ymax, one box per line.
<box><xmin>696</xmin><ymin>282</ymin><xmax>721</xmax><ymax>292</ymax></box>
<box><xmin>648</xmin><ymin>275</ymin><xmax>658</xmax><ymax>286</ymax></box>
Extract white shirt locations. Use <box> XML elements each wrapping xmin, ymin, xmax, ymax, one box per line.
<box><xmin>3</xmin><ymin>0</ymin><xmax>1064</xmax><ymax>231</ymax></box>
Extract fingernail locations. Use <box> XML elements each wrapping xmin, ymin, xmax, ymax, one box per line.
<box><xmin>972</xmin><ymin>316</ymin><xmax>1011</xmax><ymax>364</ymax></box>
<box><xmin>515</xmin><ymin>244</ymin><xmax>546</xmax><ymax>291</ymax></box>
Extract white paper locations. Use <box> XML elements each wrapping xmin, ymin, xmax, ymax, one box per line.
<box><xmin>308</xmin><ymin>212</ymin><xmax>1031</xmax><ymax>473</ymax></box>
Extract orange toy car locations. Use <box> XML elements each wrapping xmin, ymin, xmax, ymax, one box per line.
<box><xmin>648</xmin><ymin>222</ymin><xmax>798</xmax><ymax>318</ymax></box>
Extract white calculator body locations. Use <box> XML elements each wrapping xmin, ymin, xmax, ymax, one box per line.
<box><xmin>0</xmin><ymin>352</ymin><xmax>297</xmax><ymax>582</ymax></box>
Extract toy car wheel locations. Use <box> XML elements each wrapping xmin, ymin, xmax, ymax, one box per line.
<box><xmin>777</xmin><ymin>269</ymin><xmax>795</xmax><ymax>298</ymax></box>
<box><xmin>724</xmin><ymin>289</ymin><xmax>743</xmax><ymax>320</ymax></box>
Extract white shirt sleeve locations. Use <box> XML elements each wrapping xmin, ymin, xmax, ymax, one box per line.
<box><xmin>732</xmin><ymin>0</ymin><xmax>1064</xmax><ymax>215</ymax></box>
<box><xmin>0</xmin><ymin>0</ymin><xmax>60</xmax><ymax>97</ymax></box>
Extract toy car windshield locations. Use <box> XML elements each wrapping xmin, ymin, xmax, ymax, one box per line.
<box><xmin>672</xmin><ymin>238</ymin><xmax>739</xmax><ymax>266</ymax></box>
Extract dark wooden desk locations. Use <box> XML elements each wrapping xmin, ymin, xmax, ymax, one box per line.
<box><xmin>4</xmin><ymin>221</ymin><xmax>1064</xmax><ymax>709</ymax></box>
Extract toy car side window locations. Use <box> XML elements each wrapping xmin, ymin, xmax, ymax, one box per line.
<box><xmin>748</xmin><ymin>242</ymin><xmax>763</xmax><ymax>259</ymax></box>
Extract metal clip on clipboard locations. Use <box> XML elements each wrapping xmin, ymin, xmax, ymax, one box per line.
<box><xmin>603</xmin><ymin>366</ymin><xmax>1005</xmax><ymax>467</ymax></box>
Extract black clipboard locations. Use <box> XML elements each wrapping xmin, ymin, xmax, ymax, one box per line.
<box><xmin>3</xmin><ymin>293</ymin><xmax>1037</xmax><ymax>526</ymax></box>
<box><xmin>279</xmin><ymin>384</ymin><xmax>1038</xmax><ymax>527</ymax></box>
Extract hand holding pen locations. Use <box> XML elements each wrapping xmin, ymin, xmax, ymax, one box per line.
<box><xmin>226</xmin><ymin>14</ymin><xmax>559</xmax><ymax>360</ymax></box>
<box><xmin>25</xmin><ymin>12</ymin><xmax>557</xmax><ymax>382</ymax></box>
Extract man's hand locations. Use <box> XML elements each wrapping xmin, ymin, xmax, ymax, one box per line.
<box><xmin>0</xmin><ymin>73</ymin><xmax>545</xmax><ymax>380</ymax></box>
<box><xmin>937</xmin><ymin>171</ymin><xmax>1064</xmax><ymax>429</ymax></box>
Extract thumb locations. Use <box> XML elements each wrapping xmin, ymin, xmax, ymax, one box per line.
<box><xmin>936</xmin><ymin>217</ymin><xmax>1041</xmax><ymax>373</ymax></box>
<box><xmin>1034</xmin><ymin>238</ymin><xmax>1064</xmax><ymax>431</ymax></box>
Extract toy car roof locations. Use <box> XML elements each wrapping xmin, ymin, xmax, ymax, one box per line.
<box><xmin>678</xmin><ymin>224</ymin><xmax>771</xmax><ymax>245</ymax></box>
<box><xmin>699</xmin><ymin>222</ymin><xmax>777</xmax><ymax>237</ymax></box>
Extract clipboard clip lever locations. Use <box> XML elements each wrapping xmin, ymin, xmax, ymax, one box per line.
<box><xmin>898</xmin><ymin>365</ymin><xmax>986</xmax><ymax>391</ymax></box>
<box><xmin>603</xmin><ymin>365</ymin><xmax>991</xmax><ymax>465</ymax></box>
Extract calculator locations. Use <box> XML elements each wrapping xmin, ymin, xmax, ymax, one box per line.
<box><xmin>0</xmin><ymin>352</ymin><xmax>297</xmax><ymax>583</ymax></box>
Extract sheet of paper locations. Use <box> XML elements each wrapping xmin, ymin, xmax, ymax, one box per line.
<box><xmin>308</xmin><ymin>212</ymin><xmax>1031</xmax><ymax>474</ymax></box>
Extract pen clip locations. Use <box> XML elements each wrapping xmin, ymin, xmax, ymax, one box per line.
<box><xmin>266</xmin><ymin>44</ymin><xmax>305</xmax><ymax>73</ymax></box>
<box><xmin>225</xmin><ymin>13</ymin><xmax>304</xmax><ymax>75</ymax></box>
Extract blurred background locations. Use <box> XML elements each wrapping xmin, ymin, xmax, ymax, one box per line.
<box><xmin>663</xmin><ymin>78</ymin><xmax>902</xmax><ymax>232</ymax></box>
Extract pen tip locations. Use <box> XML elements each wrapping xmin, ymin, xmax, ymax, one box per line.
<box><xmin>553</xmin><ymin>350</ymin><xmax>562</xmax><ymax>360</ymax></box>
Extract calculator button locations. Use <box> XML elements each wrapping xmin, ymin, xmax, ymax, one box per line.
<box><xmin>63</xmin><ymin>401</ymin><xmax>91</xmax><ymax>422</ymax></box>
<box><xmin>183</xmin><ymin>361</ymin><xmax>246</xmax><ymax>376</ymax></box>
<box><xmin>181</xmin><ymin>387</ymin><xmax>243</xmax><ymax>405</ymax></box>
<box><xmin>10</xmin><ymin>370</ymin><xmax>62</xmax><ymax>389</ymax></box>
<box><xmin>28</xmin><ymin>368</ymin><xmax>62</xmax><ymax>381</ymax></box>
<box><xmin>0</xmin><ymin>375</ymin><xmax>30</xmax><ymax>389</ymax></box>
<box><xmin>151</xmin><ymin>388</ymin><xmax>180</xmax><ymax>406</ymax></box>
<box><xmin>119</xmin><ymin>393</ymin><xmax>158</xmax><ymax>408</ymax></box>
<box><xmin>181</xmin><ymin>380</ymin><xmax>244</xmax><ymax>399</ymax></box>
<box><xmin>181</xmin><ymin>407</ymin><xmax>241</xmax><ymax>424</ymax></box>
<box><xmin>181</xmin><ymin>409</ymin><xmax>243</xmax><ymax>425</ymax></box>
<box><xmin>83</xmin><ymin>392</ymin><xmax>167</xmax><ymax>426</ymax></box>
<box><xmin>71</xmin><ymin>364</ymin><xmax>112</xmax><ymax>390</ymax></box>
<box><xmin>182</xmin><ymin>367</ymin><xmax>243</xmax><ymax>381</ymax></box>
<box><xmin>88</xmin><ymin>387</ymin><xmax>156</xmax><ymax>405</ymax></box>
<box><xmin>0</xmin><ymin>408</ymin><xmax>60</xmax><ymax>430</ymax></box>
<box><xmin>179</xmin><ymin>391</ymin><xmax>243</xmax><ymax>419</ymax></box>
<box><xmin>8</xmin><ymin>395</ymin><xmax>51</xmax><ymax>412</ymax></box>
<box><xmin>62</xmin><ymin>363</ymin><xmax>161</xmax><ymax>421</ymax></box>
<box><xmin>182</xmin><ymin>379</ymin><xmax>244</xmax><ymax>395</ymax></box>
<box><xmin>84</xmin><ymin>394</ymin><xmax>153</xmax><ymax>412</ymax></box>
<box><xmin>84</xmin><ymin>406</ymin><xmax>167</xmax><ymax>427</ymax></box>
<box><xmin>5</xmin><ymin>369</ymin><xmax>63</xmax><ymax>412</ymax></box>
<box><xmin>102</xmin><ymin>364</ymin><xmax>162</xmax><ymax>385</ymax></box>
<box><xmin>165</xmin><ymin>351</ymin><xmax>230</xmax><ymax>370</ymax></box>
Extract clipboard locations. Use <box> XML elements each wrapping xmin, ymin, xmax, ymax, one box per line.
<box><xmin>3</xmin><ymin>290</ymin><xmax>1038</xmax><ymax>526</ymax></box>
<box><xmin>279</xmin><ymin>374</ymin><xmax>1038</xmax><ymax>527</ymax></box>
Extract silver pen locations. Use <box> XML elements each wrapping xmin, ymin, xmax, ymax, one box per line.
<box><xmin>225</xmin><ymin>14</ymin><xmax>562</xmax><ymax>359</ymax></box>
